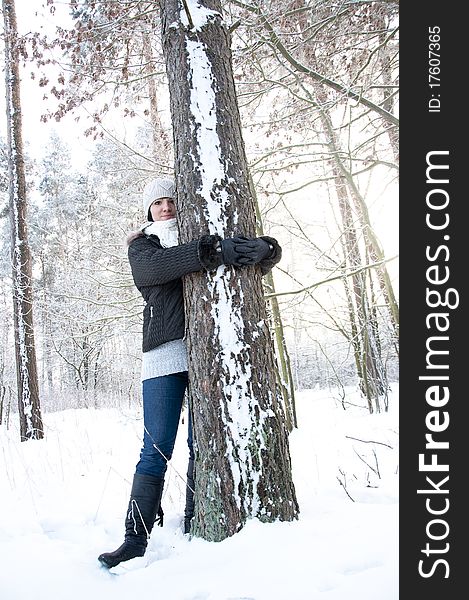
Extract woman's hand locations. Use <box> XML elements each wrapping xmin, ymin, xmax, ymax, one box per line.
<box><xmin>202</xmin><ymin>235</ymin><xmax>280</xmax><ymax>272</ymax></box>
<box><xmin>231</xmin><ymin>237</ymin><xmax>273</xmax><ymax>263</ymax></box>
<box><xmin>218</xmin><ymin>237</ymin><xmax>259</xmax><ymax>266</ymax></box>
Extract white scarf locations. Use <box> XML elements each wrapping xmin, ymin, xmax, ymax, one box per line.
<box><xmin>142</xmin><ymin>218</ymin><xmax>179</xmax><ymax>248</ymax></box>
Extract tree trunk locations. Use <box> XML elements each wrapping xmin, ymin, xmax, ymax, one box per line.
<box><xmin>377</xmin><ymin>17</ymin><xmax>399</xmax><ymax>164</ymax></box>
<box><xmin>314</xmin><ymin>98</ymin><xmax>390</xmax><ymax>412</ymax></box>
<box><xmin>142</xmin><ymin>30</ymin><xmax>172</xmax><ymax>162</ymax></box>
<box><xmin>252</xmin><ymin>173</ymin><xmax>297</xmax><ymax>431</ymax></box>
<box><xmin>266</xmin><ymin>274</ymin><xmax>298</xmax><ymax>431</ymax></box>
<box><xmin>160</xmin><ymin>0</ymin><xmax>298</xmax><ymax>541</ymax></box>
<box><xmin>2</xmin><ymin>0</ymin><xmax>44</xmax><ymax>440</ymax></box>
<box><xmin>332</xmin><ymin>158</ymin><xmax>387</xmax><ymax>412</ymax></box>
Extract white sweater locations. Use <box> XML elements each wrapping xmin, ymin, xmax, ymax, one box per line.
<box><xmin>141</xmin><ymin>339</ymin><xmax>188</xmax><ymax>381</ymax></box>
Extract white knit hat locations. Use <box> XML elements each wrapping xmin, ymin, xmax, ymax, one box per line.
<box><xmin>142</xmin><ymin>177</ymin><xmax>175</xmax><ymax>220</ymax></box>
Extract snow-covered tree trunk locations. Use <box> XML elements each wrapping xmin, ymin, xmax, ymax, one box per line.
<box><xmin>2</xmin><ymin>0</ymin><xmax>43</xmax><ymax>440</ymax></box>
<box><xmin>160</xmin><ymin>0</ymin><xmax>299</xmax><ymax>541</ymax></box>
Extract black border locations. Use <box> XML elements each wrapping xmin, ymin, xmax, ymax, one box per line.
<box><xmin>400</xmin><ymin>3</ymin><xmax>464</xmax><ymax>596</ymax></box>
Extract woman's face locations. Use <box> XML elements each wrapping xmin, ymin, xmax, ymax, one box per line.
<box><xmin>150</xmin><ymin>197</ymin><xmax>176</xmax><ymax>222</ymax></box>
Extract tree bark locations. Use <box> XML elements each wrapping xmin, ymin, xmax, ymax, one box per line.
<box><xmin>2</xmin><ymin>0</ymin><xmax>44</xmax><ymax>440</ymax></box>
<box><xmin>160</xmin><ymin>0</ymin><xmax>298</xmax><ymax>541</ymax></box>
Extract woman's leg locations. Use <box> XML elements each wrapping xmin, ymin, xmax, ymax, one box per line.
<box><xmin>136</xmin><ymin>371</ymin><xmax>188</xmax><ymax>478</ymax></box>
<box><xmin>98</xmin><ymin>371</ymin><xmax>188</xmax><ymax>568</ymax></box>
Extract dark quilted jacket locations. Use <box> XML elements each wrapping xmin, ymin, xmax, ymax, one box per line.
<box><xmin>128</xmin><ymin>232</ymin><xmax>221</xmax><ymax>352</ymax></box>
<box><xmin>128</xmin><ymin>232</ymin><xmax>282</xmax><ymax>353</ymax></box>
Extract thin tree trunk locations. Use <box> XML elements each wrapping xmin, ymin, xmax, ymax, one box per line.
<box><xmin>378</xmin><ymin>20</ymin><xmax>399</xmax><ymax>164</ymax></box>
<box><xmin>252</xmin><ymin>173</ymin><xmax>297</xmax><ymax>430</ymax></box>
<box><xmin>332</xmin><ymin>160</ymin><xmax>387</xmax><ymax>412</ymax></box>
<box><xmin>311</xmin><ymin>88</ymin><xmax>399</xmax><ymax>356</ymax></box>
<box><xmin>142</xmin><ymin>30</ymin><xmax>171</xmax><ymax>161</ymax></box>
<box><xmin>160</xmin><ymin>0</ymin><xmax>298</xmax><ymax>541</ymax></box>
<box><xmin>0</xmin><ymin>385</ymin><xmax>4</xmax><ymax>425</ymax></box>
<box><xmin>39</xmin><ymin>253</ymin><xmax>54</xmax><ymax>397</ymax></box>
<box><xmin>266</xmin><ymin>275</ymin><xmax>298</xmax><ymax>430</ymax></box>
<box><xmin>314</xmin><ymin>95</ymin><xmax>390</xmax><ymax>411</ymax></box>
<box><xmin>331</xmin><ymin>135</ymin><xmax>400</xmax><ymax>354</ymax></box>
<box><xmin>2</xmin><ymin>0</ymin><xmax>44</xmax><ymax>440</ymax></box>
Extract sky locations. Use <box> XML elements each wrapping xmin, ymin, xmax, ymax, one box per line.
<box><xmin>0</xmin><ymin>385</ymin><xmax>399</xmax><ymax>600</ymax></box>
<box><xmin>1</xmin><ymin>1</ymin><xmax>111</xmax><ymax>169</ymax></box>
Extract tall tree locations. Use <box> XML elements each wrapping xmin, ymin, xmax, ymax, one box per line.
<box><xmin>160</xmin><ymin>0</ymin><xmax>299</xmax><ymax>541</ymax></box>
<box><xmin>2</xmin><ymin>0</ymin><xmax>43</xmax><ymax>440</ymax></box>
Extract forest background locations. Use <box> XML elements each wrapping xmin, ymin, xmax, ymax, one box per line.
<box><xmin>0</xmin><ymin>0</ymin><xmax>399</xmax><ymax>428</ymax></box>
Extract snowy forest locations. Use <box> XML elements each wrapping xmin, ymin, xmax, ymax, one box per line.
<box><xmin>0</xmin><ymin>1</ymin><xmax>399</xmax><ymax>598</ymax></box>
<box><xmin>1</xmin><ymin>0</ymin><xmax>399</xmax><ymax>425</ymax></box>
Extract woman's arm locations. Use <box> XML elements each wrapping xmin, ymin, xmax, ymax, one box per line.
<box><xmin>128</xmin><ymin>234</ymin><xmax>221</xmax><ymax>286</ymax></box>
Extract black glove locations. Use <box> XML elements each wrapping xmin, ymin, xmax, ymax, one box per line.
<box><xmin>219</xmin><ymin>237</ymin><xmax>256</xmax><ymax>266</ymax></box>
<box><xmin>233</xmin><ymin>237</ymin><xmax>273</xmax><ymax>264</ymax></box>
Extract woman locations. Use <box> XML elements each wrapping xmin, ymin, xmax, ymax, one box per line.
<box><xmin>98</xmin><ymin>177</ymin><xmax>281</xmax><ymax>568</ymax></box>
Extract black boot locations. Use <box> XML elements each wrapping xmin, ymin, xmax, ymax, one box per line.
<box><xmin>98</xmin><ymin>473</ymin><xmax>164</xmax><ymax>568</ymax></box>
<box><xmin>183</xmin><ymin>457</ymin><xmax>195</xmax><ymax>534</ymax></box>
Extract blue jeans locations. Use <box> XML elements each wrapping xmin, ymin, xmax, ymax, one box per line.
<box><xmin>135</xmin><ymin>372</ymin><xmax>193</xmax><ymax>479</ymax></box>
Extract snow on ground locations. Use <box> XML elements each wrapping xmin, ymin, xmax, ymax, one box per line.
<box><xmin>0</xmin><ymin>386</ymin><xmax>398</xmax><ymax>600</ymax></box>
